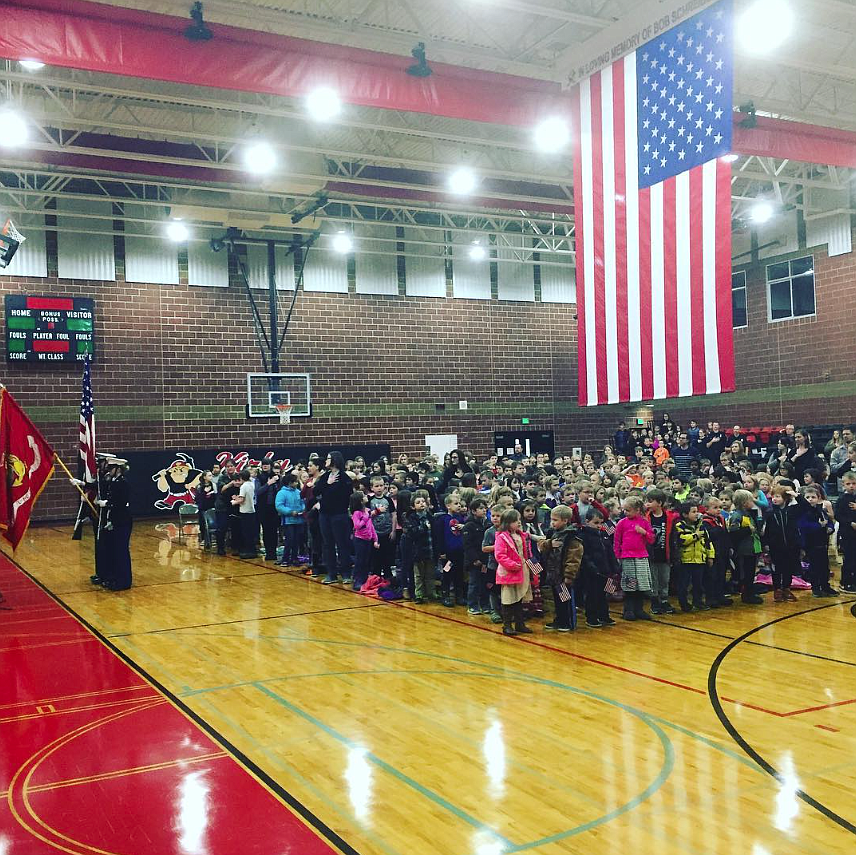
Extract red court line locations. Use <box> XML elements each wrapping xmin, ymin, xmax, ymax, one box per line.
<box><xmin>815</xmin><ymin>724</ymin><xmax>840</xmax><ymax>732</ymax></box>
<box><xmin>783</xmin><ymin>697</ymin><xmax>856</xmax><ymax>717</ymax></box>
<box><xmin>0</xmin><ymin>555</ymin><xmax>351</xmax><ymax>855</ymax></box>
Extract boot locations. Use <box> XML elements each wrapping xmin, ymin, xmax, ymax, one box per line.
<box><xmin>622</xmin><ymin>592</ymin><xmax>637</xmax><ymax>621</ymax></box>
<box><xmin>634</xmin><ymin>593</ymin><xmax>653</xmax><ymax>621</ymax></box>
<box><xmin>502</xmin><ymin>605</ymin><xmax>517</xmax><ymax>636</ymax></box>
<box><xmin>773</xmin><ymin>589</ymin><xmax>784</xmax><ymax>602</ymax></box>
<box><xmin>514</xmin><ymin>601</ymin><xmax>533</xmax><ymax>633</ymax></box>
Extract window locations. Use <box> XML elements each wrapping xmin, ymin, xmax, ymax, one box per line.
<box><xmin>766</xmin><ymin>255</ymin><xmax>815</xmax><ymax>322</ymax></box>
<box><xmin>731</xmin><ymin>271</ymin><xmax>747</xmax><ymax>328</ymax></box>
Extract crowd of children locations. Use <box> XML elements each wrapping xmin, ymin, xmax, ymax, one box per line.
<box><xmin>191</xmin><ymin>418</ymin><xmax>856</xmax><ymax>633</ymax></box>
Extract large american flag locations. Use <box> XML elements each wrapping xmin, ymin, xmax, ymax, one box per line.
<box><xmin>572</xmin><ymin>0</ymin><xmax>735</xmax><ymax>406</ymax></box>
<box><xmin>78</xmin><ymin>355</ymin><xmax>96</xmax><ymax>483</ymax></box>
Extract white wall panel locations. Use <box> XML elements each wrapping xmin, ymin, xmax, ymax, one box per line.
<box><xmin>247</xmin><ymin>243</ymin><xmax>295</xmax><ymax>290</ymax></box>
<box><xmin>404</xmin><ymin>229</ymin><xmax>446</xmax><ymax>297</ymax></box>
<box><xmin>355</xmin><ymin>225</ymin><xmax>398</xmax><ymax>295</ymax></box>
<box><xmin>57</xmin><ymin>198</ymin><xmax>115</xmax><ymax>281</ymax></box>
<box><xmin>757</xmin><ymin>209</ymin><xmax>799</xmax><ymax>260</ymax></box>
<box><xmin>188</xmin><ymin>228</ymin><xmax>229</xmax><ymax>288</ymax></box>
<box><xmin>806</xmin><ymin>213</ymin><xmax>852</xmax><ymax>258</ymax></box>
<box><xmin>452</xmin><ymin>234</ymin><xmax>491</xmax><ymax>299</ymax></box>
<box><xmin>540</xmin><ymin>259</ymin><xmax>576</xmax><ymax>303</ymax></box>
<box><xmin>0</xmin><ymin>213</ymin><xmax>47</xmax><ymax>278</ymax></box>
<box><xmin>303</xmin><ymin>238</ymin><xmax>348</xmax><ymax>292</ymax></box>
<box><xmin>123</xmin><ymin>204</ymin><xmax>179</xmax><ymax>285</ymax></box>
<box><xmin>497</xmin><ymin>239</ymin><xmax>535</xmax><ymax>301</ymax></box>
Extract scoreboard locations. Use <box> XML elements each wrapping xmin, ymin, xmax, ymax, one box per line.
<box><xmin>5</xmin><ymin>295</ymin><xmax>95</xmax><ymax>363</ymax></box>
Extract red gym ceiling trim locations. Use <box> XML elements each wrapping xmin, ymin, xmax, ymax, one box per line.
<box><xmin>733</xmin><ymin>114</ymin><xmax>856</xmax><ymax>170</ymax></box>
<box><xmin>1</xmin><ymin>0</ymin><xmax>573</xmax><ymax>126</ymax></box>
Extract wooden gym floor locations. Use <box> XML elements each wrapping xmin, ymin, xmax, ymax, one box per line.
<box><xmin>2</xmin><ymin>518</ymin><xmax>856</xmax><ymax>854</ymax></box>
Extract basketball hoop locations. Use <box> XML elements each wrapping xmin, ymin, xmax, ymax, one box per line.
<box><xmin>276</xmin><ymin>403</ymin><xmax>293</xmax><ymax>425</ymax></box>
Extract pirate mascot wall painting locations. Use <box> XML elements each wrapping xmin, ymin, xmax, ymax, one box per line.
<box><xmin>152</xmin><ymin>453</ymin><xmax>202</xmax><ymax>510</ymax></box>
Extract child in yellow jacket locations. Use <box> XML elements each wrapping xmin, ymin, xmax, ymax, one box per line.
<box><xmin>674</xmin><ymin>502</ymin><xmax>715</xmax><ymax>612</ymax></box>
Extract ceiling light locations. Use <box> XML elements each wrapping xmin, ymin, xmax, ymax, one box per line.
<box><xmin>242</xmin><ymin>140</ymin><xmax>277</xmax><ymax>174</ymax></box>
<box><xmin>721</xmin><ymin>153</ymin><xmax>739</xmax><ymax>163</ymax></box>
<box><xmin>468</xmin><ymin>242</ymin><xmax>487</xmax><ymax>262</ymax></box>
<box><xmin>0</xmin><ymin>109</ymin><xmax>29</xmax><ymax>148</ymax></box>
<box><xmin>18</xmin><ymin>60</ymin><xmax>45</xmax><ymax>71</ymax></box>
<box><xmin>448</xmin><ymin>167</ymin><xmax>478</xmax><ymax>195</ymax></box>
<box><xmin>739</xmin><ymin>0</ymin><xmax>794</xmax><ymax>54</ymax></box>
<box><xmin>306</xmin><ymin>87</ymin><xmax>342</xmax><ymax>122</ymax></box>
<box><xmin>750</xmin><ymin>202</ymin><xmax>774</xmax><ymax>224</ymax></box>
<box><xmin>332</xmin><ymin>231</ymin><xmax>353</xmax><ymax>254</ymax></box>
<box><xmin>534</xmin><ymin>116</ymin><xmax>571</xmax><ymax>153</ymax></box>
<box><xmin>166</xmin><ymin>220</ymin><xmax>190</xmax><ymax>242</ymax></box>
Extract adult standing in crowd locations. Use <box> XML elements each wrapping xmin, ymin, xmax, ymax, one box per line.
<box><xmin>704</xmin><ymin>421</ymin><xmax>728</xmax><ymax>462</ymax></box>
<box><xmin>831</xmin><ymin>428</ymin><xmax>855</xmax><ymax>492</ymax></box>
<box><xmin>302</xmin><ymin>456</ymin><xmax>326</xmax><ymax>576</ymax></box>
<box><xmin>613</xmin><ymin>421</ymin><xmax>631</xmax><ymax>456</ymax></box>
<box><xmin>214</xmin><ymin>460</ymin><xmax>241</xmax><ymax>556</ymax></box>
<box><xmin>316</xmin><ymin>451</ymin><xmax>355</xmax><ymax>584</ymax></box>
<box><xmin>256</xmin><ymin>466</ymin><xmax>281</xmax><ymax>561</ymax></box>
<box><xmin>789</xmin><ymin>429</ymin><xmax>823</xmax><ymax>482</ymax></box>
<box><xmin>437</xmin><ymin>448</ymin><xmax>474</xmax><ymax>495</ymax></box>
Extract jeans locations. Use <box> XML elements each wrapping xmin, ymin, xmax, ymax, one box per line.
<box><xmin>414</xmin><ymin>558</ymin><xmax>435</xmax><ymax>600</ymax></box>
<box><xmin>282</xmin><ymin>524</ymin><xmax>305</xmax><ymax>565</ymax></box>
<box><xmin>260</xmin><ymin>506</ymin><xmax>280</xmax><ymax>560</ymax></box>
<box><xmin>805</xmin><ymin>546</ymin><xmax>830</xmax><ymax>591</ymax></box>
<box><xmin>239</xmin><ymin>512</ymin><xmax>258</xmax><ymax>557</ymax></box>
<box><xmin>202</xmin><ymin>508</ymin><xmax>217</xmax><ymax>549</ymax></box>
<box><xmin>440</xmin><ymin>549</ymin><xmax>464</xmax><ymax>601</ymax></box>
<box><xmin>320</xmin><ymin>512</ymin><xmax>352</xmax><ymax>581</ymax></box>
<box><xmin>466</xmin><ymin>562</ymin><xmax>490</xmax><ymax>611</ymax></box>
<box><xmin>769</xmin><ymin>550</ymin><xmax>798</xmax><ymax>590</ymax></box>
<box><xmin>353</xmin><ymin>538</ymin><xmax>374</xmax><ymax>589</ymax></box>
<box><xmin>550</xmin><ymin>584</ymin><xmax>575</xmax><ymax>629</ymax></box>
<box><xmin>678</xmin><ymin>563</ymin><xmax>705</xmax><ymax>606</ymax></box>
<box><xmin>649</xmin><ymin>560</ymin><xmax>671</xmax><ymax>601</ymax></box>
<box><xmin>215</xmin><ymin>510</ymin><xmax>241</xmax><ymax>554</ymax></box>
<box><xmin>840</xmin><ymin>535</ymin><xmax>856</xmax><ymax>589</ymax></box>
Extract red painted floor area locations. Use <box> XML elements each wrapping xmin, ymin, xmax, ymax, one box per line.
<box><xmin>0</xmin><ymin>556</ymin><xmax>341</xmax><ymax>855</ymax></box>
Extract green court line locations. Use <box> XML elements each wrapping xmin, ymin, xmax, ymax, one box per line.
<box><xmin>254</xmin><ymin>681</ymin><xmax>514</xmax><ymax>848</ymax></box>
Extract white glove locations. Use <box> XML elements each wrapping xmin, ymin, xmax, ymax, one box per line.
<box><xmin>69</xmin><ymin>478</ymin><xmax>86</xmax><ymax>487</ymax></box>
<box><xmin>96</xmin><ymin>499</ymin><xmax>108</xmax><ymax>507</ymax></box>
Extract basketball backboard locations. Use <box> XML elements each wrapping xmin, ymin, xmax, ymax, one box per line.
<box><xmin>247</xmin><ymin>373</ymin><xmax>311</xmax><ymax>419</ymax></box>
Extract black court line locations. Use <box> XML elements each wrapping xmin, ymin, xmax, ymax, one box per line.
<box><xmin>3</xmin><ymin>552</ymin><xmax>361</xmax><ymax>855</ymax></box>
<box><xmin>109</xmin><ymin>603</ymin><xmax>385</xmax><ymax>637</ymax></box>
<box><xmin>708</xmin><ymin>601</ymin><xmax>856</xmax><ymax>836</ymax></box>
<box><xmin>651</xmin><ymin>612</ymin><xmax>856</xmax><ymax>668</ymax></box>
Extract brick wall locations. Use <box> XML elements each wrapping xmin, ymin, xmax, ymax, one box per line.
<box><xmin>3</xmin><ymin>227</ymin><xmax>855</xmax><ymax>519</ymax></box>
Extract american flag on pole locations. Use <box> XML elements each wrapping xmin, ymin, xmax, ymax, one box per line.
<box><xmin>78</xmin><ymin>354</ymin><xmax>96</xmax><ymax>483</ymax></box>
<box><xmin>572</xmin><ymin>0</ymin><xmax>735</xmax><ymax>405</ymax></box>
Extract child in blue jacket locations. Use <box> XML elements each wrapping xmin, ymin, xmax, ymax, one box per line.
<box><xmin>275</xmin><ymin>472</ymin><xmax>305</xmax><ymax>566</ymax></box>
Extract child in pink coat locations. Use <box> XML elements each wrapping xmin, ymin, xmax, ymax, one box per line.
<box><xmin>494</xmin><ymin>508</ymin><xmax>534</xmax><ymax>636</ymax></box>
<box><xmin>350</xmin><ymin>491</ymin><xmax>379</xmax><ymax>592</ymax></box>
<box><xmin>613</xmin><ymin>496</ymin><xmax>655</xmax><ymax>621</ymax></box>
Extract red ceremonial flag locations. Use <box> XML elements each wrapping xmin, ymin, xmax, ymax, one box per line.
<box><xmin>571</xmin><ymin>0</ymin><xmax>735</xmax><ymax>405</ymax></box>
<box><xmin>0</xmin><ymin>388</ymin><xmax>56</xmax><ymax>550</ymax></box>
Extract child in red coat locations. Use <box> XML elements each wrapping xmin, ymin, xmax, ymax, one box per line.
<box><xmin>613</xmin><ymin>496</ymin><xmax>655</xmax><ymax>621</ymax></box>
<box><xmin>494</xmin><ymin>508</ymin><xmax>534</xmax><ymax>636</ymax></box>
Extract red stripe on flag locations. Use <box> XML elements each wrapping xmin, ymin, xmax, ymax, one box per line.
<box><xmin>662</xmin><ymin>177</ymin><xmax>679</xmax><ymax>399</ymax></box>
<box><xmin>571</xmin><ymin>85</ymin><xmax>588</xmax><ymax>407</ymax></box>
<box><xmin>612</xmin><ymin>61</ymin><xmax>630</xmax><ymax>403</ymax></box>
<box><xmin>33</xmin><ymin>340</ymin><xmax>70</xmax><ymax>353</ymax></box>
<box><xmin>26</xmin><ymin>297</ymin><xmax>74</xmax><ymax>311</ymax></box>
<box><xmin>638</xmin><ymin>186</ymin><xmax>654</xmax><ymax>401</ymax></box>
<box><xmin>589</xmin><ymin>71</ymin><xmax>607</xmax><ymax>406</ymax></box>
<box><xmin>715</xmin><ymin>158</ymin><xmax>735</xmax><ymax>391</ymax></box>
<box><xmin>689</xmin><ymin>165</ymin><xmax>707</xmax><ymax>395</ymax></box>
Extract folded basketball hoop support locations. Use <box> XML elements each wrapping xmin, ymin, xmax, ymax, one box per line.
<box><xmin>210</xmin><ymin>227</ymin><xmax>320</xmax><ymax>403</ymax></box>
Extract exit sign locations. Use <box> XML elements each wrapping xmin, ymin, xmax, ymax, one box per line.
<box><xmin>521</xmin><ymin>418</ymin><xmax>530</xmax><ymax>425</ymax></box>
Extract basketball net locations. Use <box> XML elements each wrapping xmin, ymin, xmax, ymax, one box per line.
<box><xmin>276</xmin><ymin>403</ymin><xmax>293</xmax><ymax>425</ymax></box>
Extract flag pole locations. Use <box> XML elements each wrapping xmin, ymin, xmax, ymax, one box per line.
<box><xmin>54</xmin><ymin>453</ymin><xmax>98</xmax><ymax>514</ymax></box>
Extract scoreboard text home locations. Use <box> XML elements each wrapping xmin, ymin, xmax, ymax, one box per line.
<box><xmin>5</xmin><ymin>295</ymin><xmax>95</xmax><ymax>363</ymax></box>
